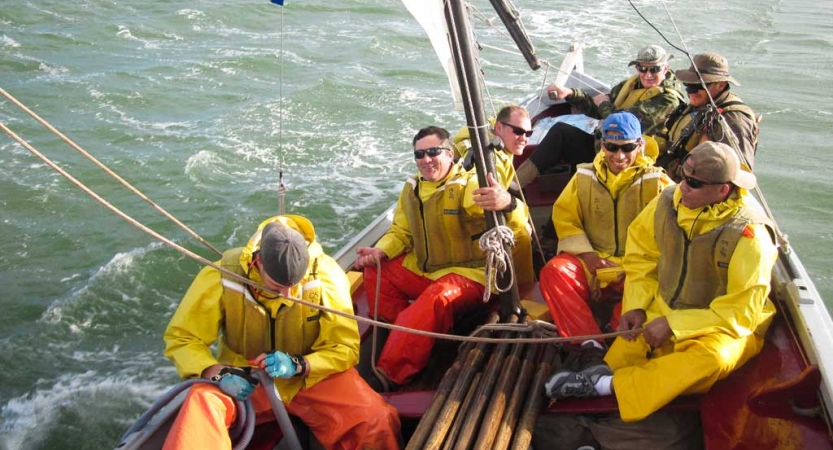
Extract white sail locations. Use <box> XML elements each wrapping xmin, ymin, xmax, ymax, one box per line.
<box><xmin>401</xmin><ymin>0</ymin><xmax>464</xmax><ymax>110</ymax></box>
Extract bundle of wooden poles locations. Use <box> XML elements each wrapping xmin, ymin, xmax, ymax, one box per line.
<box><xmin>405</xmin><ymin>313</ymin><xmax>561</xmax><ymax>450</ymax></box>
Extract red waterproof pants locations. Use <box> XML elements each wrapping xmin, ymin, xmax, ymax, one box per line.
<box><xmin>539</xmin><ymin>253</ymin><xmax>622</xmax><ymax>338</ymax></box>
<box><xmin>363</xmin><ymin>255</ymin><xmax>486</xmax><ymax>385</ymax></box>
<box><xmin>162</xmin><ymin>368</ymin><xmax>401</xmax><ymax>450</ymax></box>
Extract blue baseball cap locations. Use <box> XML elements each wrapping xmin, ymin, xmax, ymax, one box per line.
<box><xmin>602</xmin><ymin>112</ymin><xmax>642</xmax><ymax>141</ymax></box>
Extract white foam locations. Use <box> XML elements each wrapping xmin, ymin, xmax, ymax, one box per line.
<box><xmin>2</xmin><ymin>35</ymin><xmax>20</xmax><ymax>48</ymax></box>
<box><xmin>0</xmin><ymin>370</ymin><xmax>174</xmax><ymax>450</ymax></box>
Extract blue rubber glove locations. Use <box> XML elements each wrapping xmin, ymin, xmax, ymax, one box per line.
<box><xmin>264</xmin><ymin>351</ymin><xmax>298</xmax><ymax>378</ymax></box>
<box><xmin>217</xmin><ymin>372</ymin><xmax>256</xmax><ymax>400</ymax></box>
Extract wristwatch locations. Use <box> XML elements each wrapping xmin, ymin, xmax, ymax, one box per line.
<box><xmin>290</xmin><ymin>355</ymin><xmax>307</xmax><ymax>377</ymax></box>
<box><xmin>502</xmin><ymin>196</ymin><xmax>518</xmax><ymax>213</ymax></box>
<box><xmin>210</xmin><ymin>367</ymin><xmax>232</xmax><ymax>382</ymax></box>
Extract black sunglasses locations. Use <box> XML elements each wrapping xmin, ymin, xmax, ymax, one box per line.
<box><xmin>683</xmin><ymin>175</ymin><xmax>726</xmax><ymax>189</ymax></box>
<box><xmin>602</xmin><ymin>141</ymin><xmax>640</xmax><ymax>153</ymax></box>
<box><xmin>635</xmin><ymin>65</ymin><xmax>664</xmax><ymax>74</ymax></box>
<box><xmin>684</xmin><ymin>83</ymin><xmax>709</xmax><ymax>94</ymax></box>
<box><xmin>500</xmin><ymin>121</ymin><xmax>534</xmax><ymax>138</ymax></box>
<box><xmin>414</xmin><ymin>147</ymin><xmax>450</xmax><ymax>159</ymax></box>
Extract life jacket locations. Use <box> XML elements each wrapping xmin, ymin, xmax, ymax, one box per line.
<box><xmin>575</xmin><ymin>164</ymin><xmax>666</xmax><ymax>257</ymax></box>
<box><xmin>653</xmin><ymin>188</ymin><xmax>774</xmax><ymax>310</ymax></box>
<box><xmin>613</xmin><ymin>75</ymin><xmax>685</xmax><ymax>138</ymax></box>
<box><xmin>666</xmin><ymin>92</ymin><xmax>757</xmax><ymax>155</ymax></box>
<box><xmin>613</xmin><ymin>75</ymin><xmax>667</xmax><ymax>111</ymax></box>
<box><xmin>218</xmin><ymin>248</ymin><xmax>323</xmax><ymax>360</ymax></box>
<box><xmin>402</xmin><ymin>164</ymin><xmax>487</xmax><ymax>273</ymax></box>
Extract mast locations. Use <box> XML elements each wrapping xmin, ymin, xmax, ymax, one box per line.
<box><xmin>444</xmin><ymin>0</ymin><xmax>521</xmax><ymax>320</ymax></box>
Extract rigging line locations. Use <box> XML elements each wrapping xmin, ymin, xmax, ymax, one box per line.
<box><xmin>466</xmin><ymin>3</ymin><xmax>607</xmax><ymax>98</ymax></box>
<box><xmin>0</xmin><ymin>88</ymin><xmax>223</xmax><ymax>257</ymax></box>
<box><xmin>277</xmin><ymin>4</ymin><xmax>286</xmax><ymax>215</ymax></box>
<box><xmin>627</xmin><ymin>0</ymin><xmax>688</xmax><ymax>57</ymax></box>
<box><xmin>466</xmin><ymin>7</ymin><xmax>498</xmax><ymax>119</ymax></box>
<box><xmin>2</xmin><ymin>122</ymin><xmax>625</xmax><ymax>345</ymax></box>
<box><xmin>653</xmin><ymin>2</ymin><xmax>788</xmax><ymax>248</ymax></box>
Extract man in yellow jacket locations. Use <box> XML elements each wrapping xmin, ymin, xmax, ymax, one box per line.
<box><xmin>163</xmin><ymin>215</ymin><xmax>401</xmax><ymax>449</ymax></box>
<box><xmin>354</xmin><ymin>126</ymin><xmax>529</xmax><ymax>390</ymax></box>
<box><xmin>545</xmin><ymin>141</ymin><xmax>777</xmax><ymax>422</ymax></box>
<box><xmin>453</xmin><ymin>105</ymin><xmax>535</xmax><ymax>284</ymax></box>
<box><xmin>540</xmin><ymin>112</ymin><xmax>673</xmax><ymax>339</ymax></box>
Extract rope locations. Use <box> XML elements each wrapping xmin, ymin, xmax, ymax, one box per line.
<box><xmin>369</xmin><ymin>257</ymin><xmax>391</xmax><ymax>392</ymax></box>
<box><xmin>276</xmin><ymin>6</ymin><xmax>286</xmax><ymax>216</ymax></box>
<box><xmin>0</xmin><ymin>88</ymin><xmax>223</xmax><ymax>257</ymax></box>
<box><xmin>479</xmin><ymin>224</ymin><xmax>516</xmax><ymax>302</ymax></box>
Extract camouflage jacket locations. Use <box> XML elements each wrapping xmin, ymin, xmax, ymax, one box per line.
<box><xmin>567</xmin><ymin>72</ymin><xmax>686</xmax><ymax>137</ymax></box>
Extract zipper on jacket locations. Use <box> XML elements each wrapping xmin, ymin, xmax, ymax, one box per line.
<box><xmin>418</xmin><ymin>195</ymin><xmax>430</xmax><ymax>273</ymax></box>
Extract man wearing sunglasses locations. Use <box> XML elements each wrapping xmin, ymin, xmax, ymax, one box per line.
<box><xmin>546</xmin><ymin>141</ymin><xmax>776</xmax><ymax>426</ymax></box>
<box><xmin>539</xmin><ymin>112</ymin><xmax>672</xmax><ymax>348</ymax></box>
<box><xmin>516</xmin><ymin>45</ymin><xmax>685</xmax><ymax>188</ymax></box>
<box><xmin>354</xmin><ymin>126</ymin><xmax>529</xmax><ymax>392</ymax></box>
<box><xmin>163</xmin><ymin>215</ymin><xmax>402</xmax><ymax>449</ymax></box>
<box><xmin>657</xmin><ymin>52</ymin><xmax>758</xmax><ymax>179</ymax></box>
<box><xmin>452</xmin><ymin>105</ymin><xmax>535</xmax><ymax>283</ymax></box>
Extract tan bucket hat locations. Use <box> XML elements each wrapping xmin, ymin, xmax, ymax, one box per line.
<box><xmin>675</xmin><ymin>52</ymin><xmax>740</xmax><ymax>85</ymax></box>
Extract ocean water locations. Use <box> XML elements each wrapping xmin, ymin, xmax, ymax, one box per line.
<box><xmin>1</xmin><ymin>0</ymin><xmax>831</xmax><ymax>448</ymax></box>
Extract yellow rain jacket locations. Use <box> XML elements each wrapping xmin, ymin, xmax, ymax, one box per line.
<box><xmin>453</xmin><ymin>124</ymin><xmax>535</xmax><ymax>283</ymax></box>
<box><xmin>606</xmin><ymin>187</ymin><xmax>778</xmax><ymax>421</ymax></box>
<box><xmin>375</xmin><ymin>163</ymin><xmax>528</xmax><ymax>289</ymax></box>
<box><xmin>622</xmin><ymin>188</ymin><xmax>776</xmax><ymax>339</ymax></box>
<box><xmin>164</xmin><ymin>215</ymin><xmax>359</xmax><ymax>402</ymax></box>
<box><xmin>553</xmin><ymin>151</ymin><xmax>673</xmax><ymax>268</ymax></box>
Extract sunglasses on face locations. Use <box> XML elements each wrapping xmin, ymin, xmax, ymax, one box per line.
<box><xmin>683</xmin><ymin>175</ymin><xmax>726</xmax><ymax>189</ymax></box>
<box><xmin>636</xmin><ymin>65</ymin><xmax>664</xmax><ymax>74</ymax></box>
<box><xmin>684</xmin><ymin>83</ymin><xmax>709</xmax><ymax>94</ymax></box>
<box><xmin>413</xmin><ymin>147</ymin><xmax>450</xmax><ymax>159</ymax></box>
<box><xmin>500</xmin><ymin>121</ymin><xmax>534</xmax><ymax>138</ymax></box>
<box><xmin>602</xmin><ymin>141</ymin><xmax>640</xmax><ymax>153</ymax></box>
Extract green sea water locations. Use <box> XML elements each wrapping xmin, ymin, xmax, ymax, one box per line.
<box><xmin>1</xmin><ymin>0</ymin><xmax>832</xmax><ymax>448</ymax></box>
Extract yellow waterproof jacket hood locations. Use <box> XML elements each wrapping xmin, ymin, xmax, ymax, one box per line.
<box><xmin>164</xmin><ymin>215</ymin><xmax>359</xmax><ymax>401</ymax></box>
<box><xmin>622</xmin><ymin>187</ymin><xmax>777</xmax><ymax>341</ymax></box>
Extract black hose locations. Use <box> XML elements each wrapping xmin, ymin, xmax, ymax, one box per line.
<box><xmin>254</xmin><ymin>370</ymin><xmax>303</xmax><ymax>450</ymax></box>
<box><xmin>117</xmin><ymin>378</ymin><xmax>256</xmax><ymax>450</ymax></box>
<box><xmin>118</xmin><ymin>378</ymin><xmax>210</xmax><ymax>442</ymax></box>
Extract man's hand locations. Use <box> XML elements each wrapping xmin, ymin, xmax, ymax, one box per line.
<box><xmin>255</xmin><ymin>351</ymin><xmax>298</xmax><ymax>378</ymax></box>
<box><xmin>617</xmin><ymin>309</ymin><xmax>647</xmax><ymax>341</ymax></box>
<box><xmin>577</xmin><ymin>252</ymin><xmax>617</xmax><ymax>276</ymax></box>
<box><xmin>354</xmin><ymin>247</ymin><xmax>386</xmax><ymax>269</ymax></box>
<box><xmin>473</xmin><ymin>173</ymin><xmax>512</xmax><ymax>212</ymax></box>
<box><xmin>593</xmin><ymin>93</ymin><xmax>610</xmax><ymax>106</ymax></box>
<box><xmin>217</xmin><ymin>372</ymin><xmax>257</xmax><ymax>400</ymax></box>
<box><xmin>643</xmin><ymin>317</ymin><xmax>673</xmax><ymax>348</ymax></box>
<box><xmin>207</xmin><ymin>366</ymin><xmax>259</xmax><ymax>401</ymax></box>
<box><xmin>547</xmin><ymin>85</ymin><xmax>572</xmax><ymax>101</ymax></box>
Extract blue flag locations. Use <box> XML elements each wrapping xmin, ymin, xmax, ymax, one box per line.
<box><xmin>270</xmin><ymin>0</ymin><xmax>284</xmax><ymax>5</ymax></box>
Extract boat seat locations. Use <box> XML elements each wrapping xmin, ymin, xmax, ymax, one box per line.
<box><xmin>545</xmin><ymin>310</ymin><xmax>810</xmax><ymax>418</ymax></box>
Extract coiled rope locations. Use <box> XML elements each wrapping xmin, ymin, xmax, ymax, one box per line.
<box><xmin>478</xmin><ymin>224</ymin><xmax>516</xmax><ymax>302</ymax></box>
